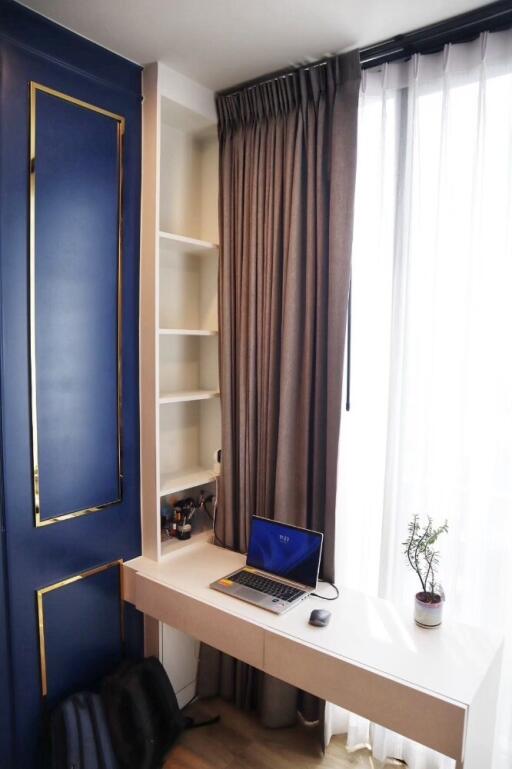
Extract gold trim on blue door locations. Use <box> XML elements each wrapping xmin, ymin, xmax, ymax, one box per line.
<box><xmin>29</xmin><ymin>82</ymin><xmax>125</xmax><ymax>527</ymax></box>
<box><xmin>36</xmin><ymin>560</ymin><xmax>124</xmax><ymax>697</ymax></box>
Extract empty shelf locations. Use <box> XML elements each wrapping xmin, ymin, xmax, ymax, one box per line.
<box><xmin>160</xmin><ymin>466</ymin><xmax>216</xmax><ymax>496</ymax></box>
<box><xmin>159</xmin><ymin>231</ymin><xmax>218</xmax><ymax>255</ymax></box>
<box><xmin>159</xmin><ymin>390</ymin><xmax>219</xmax><ymax>404</ymax></box>
<box><xmin>159</xmin><ymin>328</ymin><xmax>218</xmax><ymax>336</ymax></box>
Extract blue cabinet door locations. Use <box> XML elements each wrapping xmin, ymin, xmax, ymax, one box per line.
<box><xmin>0</xmin><ymin>505</ymin><xmax>14</xmax><ymax>769</ymax></box>
<box><xmin>0</xmin><ymin>5</ymin><xmax>143</xmax><ymax>766</ymax></box>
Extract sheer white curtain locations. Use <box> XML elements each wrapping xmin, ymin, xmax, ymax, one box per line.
<box><xmin>328</xmin><ymin>29</ymin><xmax>512</xmax><ymax>769</ymax></box>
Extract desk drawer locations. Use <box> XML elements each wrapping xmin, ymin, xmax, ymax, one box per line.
<box><xmin>134</xmin><ymin>572</ymin><xmax>265</xmax><ymax>670</ymax></box>
<box><xmin>265</xmin><ymin>633</ymin><xmax>466</xmax><ymax>761</ymax></box>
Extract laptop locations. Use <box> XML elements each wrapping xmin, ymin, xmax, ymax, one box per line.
<box><xmin>210</xmin><ymin>516</ymin><xmax>323</xmax><ymax>614</ymax></box>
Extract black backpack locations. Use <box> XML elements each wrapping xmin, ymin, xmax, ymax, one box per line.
<box><xmin>50</xmin><ymin>692</ymin><xmax>119</xmax><ymax>769</ymax></box>
<box><xmin>101</xmin><ymin>656</ymin><xmax>218</xmax><ymax>769</ymax></box>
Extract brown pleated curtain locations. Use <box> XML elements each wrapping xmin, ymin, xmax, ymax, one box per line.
<box><xmin>198</xmin><ymin>52</ymin><xmax>361</xmax><ymax>727</ymax></box>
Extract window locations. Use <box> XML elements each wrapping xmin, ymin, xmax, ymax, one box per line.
<box><xmin>332</xmin><ymin>31</ymin><xmax>512</xmax><ymax>769</ymax></box>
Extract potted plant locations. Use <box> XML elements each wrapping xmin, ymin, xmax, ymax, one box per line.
<box><xmin>403</xmin><ymin>515</ymin><xmax>448</xmax><ymax>628</ymax></box>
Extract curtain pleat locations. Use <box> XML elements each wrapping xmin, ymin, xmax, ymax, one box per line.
<box><xmin>198</xmin><ymin>52</ymin><xmax>360</xmax><ymax>727</ymax></box>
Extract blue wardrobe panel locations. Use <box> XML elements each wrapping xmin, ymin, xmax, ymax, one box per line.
<box><xmin>0</xmin><ymin>1</ymin><xmax>140</xmax><ymax>95</ymax></box>
<box><xmin>0</xmin><ymin>4</ymin><xmax>144</xmax><ymax>767</ymax></box>
<box><xmin>41</xmin><ymin>564</ymin><xmax>123</xmax><ymax>704</ymax></box>
<box><xmin>34</xmin><ymin>86</ymin><xmax>121</xmax><ymax>521</ymax></box>
<box><xmin>0</xmin><ymin>521</ymin><xmax>14</xmax><ymax>768</ymax></box>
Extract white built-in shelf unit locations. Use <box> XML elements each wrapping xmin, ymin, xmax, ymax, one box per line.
<box><xmin>140</xmin><ymin>63</ymin><xmax>220</xmax><ymax>565</ymax></box>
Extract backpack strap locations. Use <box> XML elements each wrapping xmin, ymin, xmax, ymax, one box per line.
<box><xmin>102</xmin><ymin>672</ymin><xmax>139</xmax><ymax>769</ymax></box>
<box><xmin>73</xmin><ymin>693</ymin><xmax>99</xmax><ymax>769</ymax></box>
<box><xmin>137</xmin><ymin>657</ymin><xmax>186</xmax><ymax>734</ymax></box>
<box><xmin>102</xmin><ymin>665</ymin><xmax>156</xmax><ymax>769</ymax></box>
<box><xmin>102</xmin><ymin>654</ymin><xmax>141</xmax><ymax>769</ymax></box>
<box><xmin>121</xmin><ymin>674</ymin><xmax>159</xmax><ymax>769</ymax></box>
<box><xmin>87</xmin><ymin>693</ymin><xmax>118</xmax><ymax>769</ymax></box>
<box><xmin>60</xmin><ymin>697</ymin><xmax>81</xmax><ymax>769</ymax></box>
<box><xmin>184</xmin><ymin>714</ymin><xmax>221</xmax><ymax>730</ymax></box>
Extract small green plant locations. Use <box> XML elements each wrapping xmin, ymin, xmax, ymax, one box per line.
<box><xmin>402</xmin><ymin>515</ymin><xmax>448</xmax><ymax>602</ymax></box>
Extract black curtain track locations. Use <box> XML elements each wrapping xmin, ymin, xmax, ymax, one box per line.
<box><xmin>218</xmin><ymin>1</ymin><xmax>512</xmax><ymax>99</ymax></box>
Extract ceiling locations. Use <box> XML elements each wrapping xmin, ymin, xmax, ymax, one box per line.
<box><xmin>20</xmin><ymin>0</ymin><xmax>492</xmax><ymax>91</ymax></box>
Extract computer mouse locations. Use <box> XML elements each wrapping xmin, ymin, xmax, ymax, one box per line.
<box><xmin>309</xmin><ymin>608</ymin><xmax>331</xmax><ymax>627</ymax></box>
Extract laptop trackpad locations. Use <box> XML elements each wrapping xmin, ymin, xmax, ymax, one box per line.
<box><xmin>235</xmin><ymin>585</ymin><xmax>268</xmax><ymax>604</ymax></box>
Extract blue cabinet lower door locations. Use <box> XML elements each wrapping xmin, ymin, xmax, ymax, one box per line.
<box><xmin>0</xmin><ymin>5</ymin><xmax>143</xmax><ymax>767</ymax></box>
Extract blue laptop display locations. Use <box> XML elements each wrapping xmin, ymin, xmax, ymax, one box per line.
<box><xmin>246</xmin><ymin>517</ymin><xmax>323</xmax><ymax>589</ymax></box>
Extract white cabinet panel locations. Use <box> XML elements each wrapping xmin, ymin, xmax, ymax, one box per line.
<box><xmin>161</xmin><ymin>623</ymin><xmax>199</xmax><ymax>696</ymax></box>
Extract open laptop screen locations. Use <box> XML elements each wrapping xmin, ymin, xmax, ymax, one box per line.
<box><xmin>246</xmin><ymin>517</ymin><xmax>323</xmax><ymax>589</ymax></box>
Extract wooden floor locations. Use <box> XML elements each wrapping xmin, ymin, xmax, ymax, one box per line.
<box><xmin>164</xmin><ymin>698</ymin><xmax>402</xmax><ymax>769</ymax></box>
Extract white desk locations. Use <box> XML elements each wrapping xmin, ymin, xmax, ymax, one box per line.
<box><xmin>123</xmin><ymin>539</ymin><xmax>503</xmax><ymax>769</ymax></box>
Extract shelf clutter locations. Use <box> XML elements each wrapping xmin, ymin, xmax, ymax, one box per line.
<box><xmin>160</xmin><ymin>527</ymin><xmax>213</xmax><ymax>557</ymax></box>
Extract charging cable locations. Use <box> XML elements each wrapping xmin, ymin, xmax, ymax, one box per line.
<box><xmin>311</xmin><ymin>580</ymin><xmax>340</xmax><ymax>601</ymax></box>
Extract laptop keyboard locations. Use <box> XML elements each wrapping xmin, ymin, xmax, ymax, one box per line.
<box><xmin>231</xmin><ymin>570</ymin><xmax>305</xmax><ymax>603</ymax></box>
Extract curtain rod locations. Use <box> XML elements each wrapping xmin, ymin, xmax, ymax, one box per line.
<box><xmin>218</xmin><ymin>0</ymin><xmax>512</xmax><ymax>98</ymax></box>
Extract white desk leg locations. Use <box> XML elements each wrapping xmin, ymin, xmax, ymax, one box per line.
<box><xmin>462</xmin><ymin>644</ymin><xmax>503</xmax><ymax>769</ymax></box>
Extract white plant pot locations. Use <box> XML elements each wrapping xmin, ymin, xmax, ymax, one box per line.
<box><xmin>414</xmin><ymin>592</ymin><xmax>443</xmax><ymax>628</ymax></box>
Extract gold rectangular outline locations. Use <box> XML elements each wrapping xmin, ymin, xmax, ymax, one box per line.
<box><xmin>36</xmin><ymin>560</ymin><xmax>124</xmax><ymax>697</ymax></box>
<box><xmin>30</xmin><ymin>82</ymin><xmax>125</xmax><ymax>527</ymax></box>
